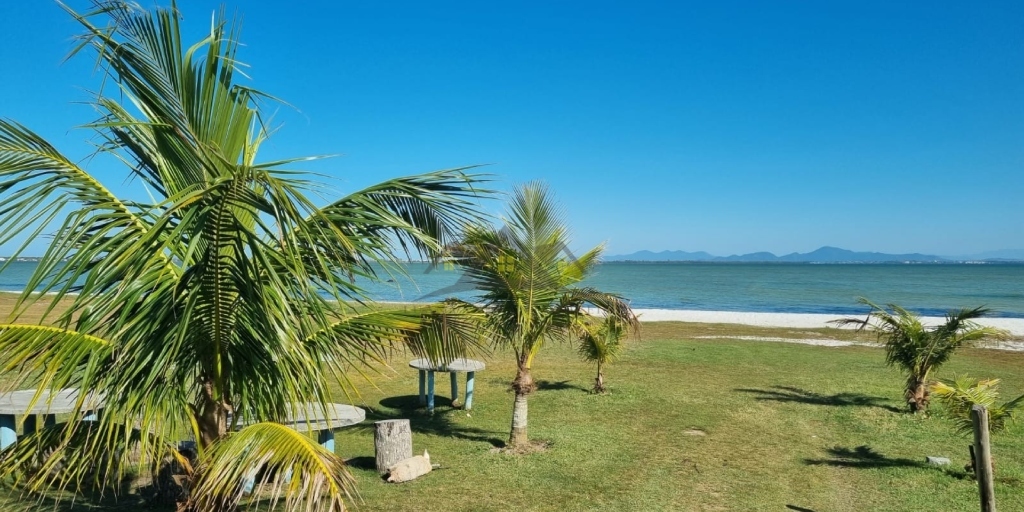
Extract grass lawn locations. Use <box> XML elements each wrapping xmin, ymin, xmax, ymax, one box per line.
<box><xmin>1</xmin><ymin>313</ymin><xmax>1022</xmax><ymax>511</ymax></box>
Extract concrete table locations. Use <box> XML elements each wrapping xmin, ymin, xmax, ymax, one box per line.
<box><xmin>0</xmin><ymin>388</ymin><xmax>105</xmax><ymax>450</ymax></box>
<box><xmin>235</xmin><ymin>402</ymin><xmax>366</xmax><ymax>453</ymax></box>
<box><xmin>237</xmin><ymin>402</ymin><xmax>365</xmax><ymax>493</ymax></box>
<box><xmin>409</xmin><ymin>358</ymin><xmax>485</xmax><ymax>412</ymax></box>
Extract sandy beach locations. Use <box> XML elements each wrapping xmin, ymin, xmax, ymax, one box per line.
<box><xmin>633</xmin><ymin>308</ymin><xmax>1024</xmax><ymax>337</ymax></box>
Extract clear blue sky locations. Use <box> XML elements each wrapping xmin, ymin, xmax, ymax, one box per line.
<box><xmin>2</xmin><ymin>1</ymin><xmax>1022</xmax><ymax>257</ymax></box>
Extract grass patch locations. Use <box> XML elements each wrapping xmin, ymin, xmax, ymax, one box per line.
<box><xmin>0</xmin><ymin>310</ymin><xmax>1022</xmax><ymax>510</ymax></box>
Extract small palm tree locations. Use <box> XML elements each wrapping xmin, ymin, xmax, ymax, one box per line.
<box><xmin>832</xmin><ymin>298</ymin><xmax>1008</xmax><ymax>413</ymax></box>
<box><xmin>578</xmin><ymin>316</ymin><xmax>630</xmax><ymax>394</ymax></box>
<box><xmin>0</xmin><ymin>2</ymin><xmax>486</xmax><ymax>510</ymax></box>
<box><xmin>930</xmin><ymin>374</ymin><xmax>1024</xmax><ymax>435</ymax></box>
<box><xmin>452</xmin><ymin>183</ymin><xmax>638</xmax><ymax>450</ymax></box>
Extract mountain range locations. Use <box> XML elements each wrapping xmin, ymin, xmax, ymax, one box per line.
<box><xmin>605</xmin><ymin>246</ymin><xmax>1024</xmax><ymax>263</ymax></box>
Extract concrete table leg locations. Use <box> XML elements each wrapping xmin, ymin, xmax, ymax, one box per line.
<box><xmin>418</xmin><ymin>370</ymin><xmax>426</xmax><ymax>405</ymax></box>
<box><xmin>450</xmin><ymin>372</ymin><xmax>459</xmax><ymax>405</ymax></box>
<box><xmin>318</xmin><ymin>429</ymin><xmax>335</xmax><ymax>453</ymax></box>
<box><xmin>465</xmin><ymin>371</ymin><xmax>476</xmax><ymax>410</ymax></box>
<box><xmin>0</xmin><ymin>415</ymin><xmax>16</xmax><ymax>450</ymax></box>
<box><xmin>427</xmin><ymin>371</ymin><xmax>435</xmax><ymax>412</ymax></box>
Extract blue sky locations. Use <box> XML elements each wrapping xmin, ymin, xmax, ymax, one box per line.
<box><xmin>2</xmin><ymin>1</ymin><xmax>1022</xmax><ymax>257</ymax></box>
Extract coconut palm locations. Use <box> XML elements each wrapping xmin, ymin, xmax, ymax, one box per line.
<box><xmin>832</xmin><ymin>298</ymin><xmax>1007</xmax><ymax>414</ymax></box>
<box><xmin>0</xmin><ymin>2</ymin><xmax>486</xmax><ymax>511</ymax></box>
<box><xmin>451</xmin><ymin>183</ymin><xmax>638</xmax><ymax>450</ymax></box>
<box><xmin>577</xmin><ymin>316</ymin><xmax>630</xmax><ymax>394</ymax></box>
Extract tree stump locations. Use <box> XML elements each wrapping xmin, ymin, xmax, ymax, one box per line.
<box><xmin>374</xmin><ymin>419</ymin><xmax>413</xmax><ymax>476</ymax></box>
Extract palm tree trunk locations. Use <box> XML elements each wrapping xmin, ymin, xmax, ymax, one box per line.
<box><xmin>509</xmin><ymin>364</ymin><xmax>534</xmax><ymax>449</ymax></box>
<box><xmin>907</xmin><ymin>379</ymin><xmax>929</xmax><ymax>413</ymax></box>
<box><xmin>594</xmin><ymin>361</ymin><xmax>605</xmax><ymax>394</ymax></box>
<box><xmin>197</xmin><ymin>379</ymin><xmax>230</xmax><ymax>449</ymax></box>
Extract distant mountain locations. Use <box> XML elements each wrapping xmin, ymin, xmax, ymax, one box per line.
<box><xmin>606</xmin><ymin>246</ymin><xmax>950</xmax><ymax>263</ymax></box>
<box><xmin>607</xmin><ymin>250</ymin><xmax>716</xmax><ymax>262</ymax></box>
<box><xmin>944</xmin><ymin>249</ymin><xmax>1024</xmax><ymax>261</ymax></box>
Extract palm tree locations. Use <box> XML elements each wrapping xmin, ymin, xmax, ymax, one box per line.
<box><xmin>451</xmin><ymin>183</ymin><xmax>638</xmax><ymax>450</ymax></box>
<box><xmin>832</xmin><ymin>298</ymin><xmax>1007</xmax><ymax>414</ymax></box>
<box><xmin>577</xmin><ymin>316</ymin><xmax>630</xmax><ymax>394</ymax></box>
<box><xmin>0</xmin><ymin>2</ymin><xmax>486</xmax><ymax>510</ymax></box>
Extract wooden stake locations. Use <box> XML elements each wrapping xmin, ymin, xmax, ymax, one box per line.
<box><xmin>971</xmin><ymin>404</ymin><xmax>996</xmax><ymax>512</ymax></box>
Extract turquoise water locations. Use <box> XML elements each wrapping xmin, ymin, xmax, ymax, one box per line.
<box><xmin>2</xmin><ymin>261</ymin><xmax>1022</xmax><ymax>318</ymax></box>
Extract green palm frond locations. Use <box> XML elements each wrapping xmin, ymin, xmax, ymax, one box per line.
<box><xmin>189</xmin><ymin>422</ymin><xmax>353</xmax><ymax>512</ymax></box>
<box><xmin>452</xmin><ymin>182</ymin><xmax>637</xmax><ymax>361</ymax></box>
<box><xmin>577</xmin><ymin>316</ymin><xmax>628</xmax><ymax>364</ymax></box>
<box><xmin>0</xmin><ymin>1</ymin><xmax>490</xmax><ymax>508</ymax></box>
<box><xmin>931</xmin><ymin>374</ymin><xmax>1024</xmax><ymax>435</ymax></box>
<box><xmin>831</xmin><ymin>298</ymin><xmax>1008</xmax><ymax>412</ymax></box>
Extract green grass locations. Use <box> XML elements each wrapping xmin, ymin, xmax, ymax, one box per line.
<box><xmin>2</xmin><ymin>321</ymin><xmax>1023</xmax><ymax>511</ymax></box>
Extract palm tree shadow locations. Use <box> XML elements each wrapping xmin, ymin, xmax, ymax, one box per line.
<box><xmin>344</xmin><ymin>456</ymin><xmax>378</xmax><ymax>471</ymax></box>
<box><xmin>355</xmin><ymin>396</ymin><xmax>505</xmax><ymax>448</ymax></box>
<box><xmin>535</xmin><ymin>380</ymin><xmax>589</xmax><ymax>392</ymax></box>
<box><xmin>736</xmin><ymin>386</ymin><xmax>903</xmax><ymax>413</ymax></box>
<box><xmin>804</xmin><ymin>445</ymin><xmax>926</xmax><ymax>469</ymax></box>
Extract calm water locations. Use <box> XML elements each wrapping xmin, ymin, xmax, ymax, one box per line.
<box><xmin>2</xmin><ymin>261</ymin><xmax>1022</xmax><ymax>318</ymax></box>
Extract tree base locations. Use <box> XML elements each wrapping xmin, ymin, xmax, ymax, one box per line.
<box><xmin>491</xmin><ymin>439</ymin><xmax>551</xmax><ymax>455</ymax></box>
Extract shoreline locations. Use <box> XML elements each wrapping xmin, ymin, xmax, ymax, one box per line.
<box><xmin>4</xmin><ymin>291</ymin><xmax>1022</xmax><ymax>337</ymax></box>
<box><xmin>633</xmin><ymin>308</ymin><xmax>1024</xmax><ymax>337</ymax></box>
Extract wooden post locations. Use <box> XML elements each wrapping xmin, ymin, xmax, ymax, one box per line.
<box><xmin>971</xmin><ymin>404</ymin><xmax>996</xmax><ymax>512</ymax></box>
<box><xmin>374</xmin><ymin>419</ymin><xmax>413</xmax><ymax>476</ymax></box>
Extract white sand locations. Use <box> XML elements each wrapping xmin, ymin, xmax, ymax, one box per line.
<box><xmin>633</xmin><ymin>308</ymin><xmax>1024</xmax><ymax>337</ymax></box>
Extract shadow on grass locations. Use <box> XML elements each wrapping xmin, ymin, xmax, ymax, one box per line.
<box><xmin>736</xmin><ymin>386</ymin><xmax>903</xmax><ymax>413</ymax></box>
<box><xmin>804</xmin><ymin>445</ymin><xmax>926</xmax><ymax>469</ymax></box>
<box><xmin>0</xmin><ymin>493</ymin><xmax>151</xmax><ymax>512</ymax></box>
<box><xmin>358</xmin><ymin>395</ymin><xmax>505</xmax><ymax>448</ymax></box>
<box><xmin>785</xmin><ymin>506</ymin><xmax>817</xmax><ymax>512</ymax></box>
<box><xmin>535</xmin><ymin>380</ymin><xmax>589</xmax><ymax>392</ymax></box>
<box><xmin>344</xmin><ymin>456</ymin><xmax>378</xmax><ymax>472</ymax></box>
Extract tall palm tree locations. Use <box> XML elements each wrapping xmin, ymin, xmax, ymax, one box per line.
<box><xmin>0</xmin><ymin>2</ymin><xmax>486</xmax><ymax>510</ymax></box>
<box><xmin>832</xmin><ymin>298</ymin><xmax>1007</xmax><ymax>414</ymax></box>
<box><xmin>452</xmin><ymin>183</ymin><xmax>638</xmax><ymax>450</ymax></box>
<box><xmin>578</xmin><ymin>316</ymin><xmax>630</xmax><ymax>394</ymax></box>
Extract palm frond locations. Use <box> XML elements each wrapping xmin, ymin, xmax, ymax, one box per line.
<box><xmin>189</xmin><ymin>422</ymin><xmax>353</xmax><ymax>512</ymax></box>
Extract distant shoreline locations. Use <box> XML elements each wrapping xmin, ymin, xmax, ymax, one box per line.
<box><xmin>3</xmin><ymin>258</ymin><xmax>1023</xmax><ymax>265</ymax></box>
<box><xmin>599</xmin><ymin>260</ymin><xmax>1024</xmax><ymax>265</ymax></box>
<box><xmin>631</xmin><ymin>308</ymin><xmax>1024</xmax><ymax>337</ymax></box>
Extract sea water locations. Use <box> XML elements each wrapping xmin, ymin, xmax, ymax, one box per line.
<box><xmin>2</xmin><ymin>260</ymin><xmax>1022</xmax><ymax>318</ymax></box>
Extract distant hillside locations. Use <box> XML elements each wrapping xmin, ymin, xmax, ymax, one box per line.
<box><xmin>607</xmin><ymin>246</ymin><xmax>952</xmax><ymax>263</ymax></box>
<box><xmin>944</xmin><ymin>249</ymin><xmax>1024</xmax><ymax>261</ymax></box>
<box><xmin>605</xmin><ymin>250</ymin><xmax>716</xmax><ymax>262</ymax></box>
